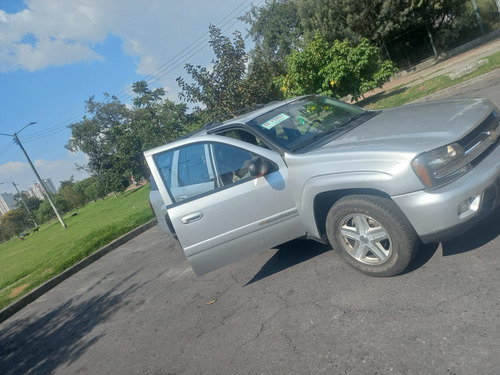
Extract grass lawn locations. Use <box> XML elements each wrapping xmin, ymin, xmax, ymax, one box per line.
<box><xmin>0</xmin><ymin>185</ymin><xmax>153</xmax><ymax>310</ymax></box>
<box><xmin>360</xmin><ymin>50</ymin><xmax>500</xmax><ymax>109</ymax></box>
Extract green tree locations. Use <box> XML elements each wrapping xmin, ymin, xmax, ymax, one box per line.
<box><xmin>279</xmin><ymin>36</ymin><xmax>396</xmax><ymax>100</ymax></box>
<box><xmin>36</xmin><ymin>200</ymin><xmax>55</xmax><ymax>224</ymax></box>
<box><xmin>241</xmin><ymin>0</ymin><xmax>302</xmax><ymax>63</ymax></box>
<box><xmin>13</xmin><ymin>193</ymin><xmax>42</xmax><ymax>213</ymax></box>
<box><xmin>36</xmin><ymin>196</ymin><xmax>70</xmax><ymax>224</ymax></box>
<box><xmin>296</xmin><ymin>0</ymin><xmax>471</xmax><ymax>66</ymax></box>
<box><xmin>243</xmin><ymin>45</ymin><xmax>285</xmax><ymax>104</ymax></box>
<box><xmin>84</xmin><ymin>179</ymin><xmax>107</xmax><ymax>202</ymax></box>
<box><xmin>131</xmin><ymin>81</ymin><xmax>189</xmax><ymax>149</ymax></box>
<box><xmin>177</xmin><ymin>25</ymin><xmax>248</xmax><ymax>120</ymax></box>
<box><xmin>66</xmin><ymin>95</ymin><xmax>140</xmax><ymax>194</ymax></box>
<box><xmin>58</xmin><ymin>177</ymin><xmax>86</xmax><ymax>210</ymax></box>
<box><xmin>66</xmin><ymin>94</ymin><xmax>131</xmax><ymax>178</ymax></box>
<box><xmin>1</xmin><ymin>209</ymin><xmax>31</xmax><ymax>237</ymax></box>
<box><xmin>73</xmin><ymin>176</ymin><xmax>102</xmax><ymax>203</ymax></box>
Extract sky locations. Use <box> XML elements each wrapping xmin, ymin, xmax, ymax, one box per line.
<box><xmin>0</xmin><ymin>0</ymin><xmax>258</xmax><ymax>194</ymax></box>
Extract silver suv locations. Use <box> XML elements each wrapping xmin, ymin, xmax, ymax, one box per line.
<box><xmin>145</xmin><ymin>95</ymin><xmax>500</xmax><ymax>277</ymax></box>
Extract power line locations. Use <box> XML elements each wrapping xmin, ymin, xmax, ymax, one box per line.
<box><xmin>0</xmin><ymin>140</ymin><xmax>15</xmax><ymax>159</ymax></box>
<box><xmin>1</xmin><ymin>0</ymin><xmax>264</xmax><ymax>152</ymax></box>
<box><xmin>115</xmin><ymin>0</ymin><xmax>260</xmax><ymax>103</ymax></box>
<box><xmin>17</xmin><ymin>0</ymin><xmax>259</xmax><ymax>145</ymax></box>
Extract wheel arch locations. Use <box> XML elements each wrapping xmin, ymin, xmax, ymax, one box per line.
<box><xmin>312</xmin><ymin>188</ymin><xmax>392</xmax><ymax>240</ymax></box>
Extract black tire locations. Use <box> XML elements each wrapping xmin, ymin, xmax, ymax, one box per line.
<box><xmin>326</xmin><ymin>195</ymin><xmax>419</xmax><ymax>277</ymax></box>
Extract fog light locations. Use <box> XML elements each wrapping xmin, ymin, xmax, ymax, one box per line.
<box><xmin>458</xmin><ymin>195</ymin><xmax>480</xmax><ymax>218</ymax></box>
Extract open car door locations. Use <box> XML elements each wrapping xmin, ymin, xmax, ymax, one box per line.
<box><xmin>145</xmin><ymin>136</ymin><xmax>304</xmax><ymax>275</ymax></box>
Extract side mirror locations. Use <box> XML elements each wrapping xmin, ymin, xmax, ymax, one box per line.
<box><xmin>248</xmin><ymin>156</ymin><xmax>271</xmax><ymax>177</ymax></box>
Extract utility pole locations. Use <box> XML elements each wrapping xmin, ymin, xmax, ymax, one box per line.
<box><xmin>471</xmin><ymin>0</ymin><xmax>485</xmax><ymax>36</ymax></box>
<box><xmin>0</xmin><ymin>122</ymin><xmax>67</xmax><ymax>229</ymax></box>
<box><xmin>0</xmin><ymin>181</ymin><xmax>38</xmax><ymax>227</ymax></box>
<box><xmin>0</xmin><ymin>181</ymin><xmax>30</xmax><ymax>213</ymax></box>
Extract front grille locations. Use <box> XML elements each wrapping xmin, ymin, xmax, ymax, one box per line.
<box><xmin>460</xmin><ymin>113</ymin><xmax>500</xmax><ymax>168</ymax></box>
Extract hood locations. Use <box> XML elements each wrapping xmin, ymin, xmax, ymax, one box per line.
<box><xmin>322</xmin><ymin>98</ymin><xmax>495</xmax><ymax>154</ymax></box>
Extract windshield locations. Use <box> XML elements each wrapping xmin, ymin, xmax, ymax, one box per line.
<box><xmin>247</xmin><ymin>96</ymin><xmax>366</xmax><ymax>151</ymax></box>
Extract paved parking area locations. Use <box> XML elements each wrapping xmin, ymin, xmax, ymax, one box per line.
<box><xmin>1</xmin><ymin>209</ymin><xmax>500</xmax><ymax>375</ymax></box>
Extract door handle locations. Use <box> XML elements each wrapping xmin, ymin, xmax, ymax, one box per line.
<box><xmin>181</xmin><ymin>212</ymin><xmax>204</xmax><ymax>224</ymax></box>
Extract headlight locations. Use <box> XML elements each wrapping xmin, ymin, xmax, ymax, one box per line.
<box><xmin>412</xmin><ymin>143</ymin><xmax>471</xmax><ymax>188</ymax></box>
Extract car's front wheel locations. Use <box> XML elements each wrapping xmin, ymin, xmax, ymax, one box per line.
<box><xmin>326</xmin><ymin>195</ymin><xmax>419</xmax><ymax>277</ymax></box>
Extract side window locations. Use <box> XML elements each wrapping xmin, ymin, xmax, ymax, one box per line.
<box><xmin>177</xmin><ymin>144</ymin><xmax>210</xmax><ymax>186</ymax></box>
<box><xmin>153</xmin><ymin>142</ymin><xmax>261</xmax><ymax>203</ymax></box>
<box><xmin>154</xmin><ymin>143</ymin><xmax>216</xmax><ymax>203</ymax></box>
<box><xmin>213</xmin><ymin>143</ymin><xmax>255</xmax><ymax>185</ymax></box>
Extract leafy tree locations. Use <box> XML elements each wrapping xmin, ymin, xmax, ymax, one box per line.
<box><xmin>1</xmin><ymin>209</ymin><xmax>31</xmax><ymax>237</ymax></box>
<box><xmin>66</xmin><ymin>94</ymin><xmax>131</xmax><ymax>178</ymax></box>
<box><xmin>177</xmin><ymin>25</ymin><xmax>248</xmax><ymax>121</ymax></box>
<box><xmin>84</xmin><ymin>180</ymin><xmax>107</xmax><ymax>202</ymax></box>
<box><xmin>279</xmin><ymin>36</ymin><xmax>396</xmax><ymax>100</ymax></box>
<box><xmin>13</xmin><ymin>192</ymin><xmax>42</xmax><ymax>214</ymax></box>
<box><xmin>240</xmin><ymin>0</ymin><xmax>302</xmax><ymax>63</ymax></box>
<box><xmin>59</xmin><ymin>176</ymin><xmax>75</xmax><ymax>190</ymax></box>
<box><xmin>296</xmin><ymin>0</ymin><xmax>471</xmax><ymax>66</ymax></box>
<box><xmin>66</xmin><ymin>95</ymin><xmax>140</xmax><ymax>195</ymax></box>
<box><xmin>74</xmin><ymin>176</ymin><xmax>104</xmax><ymax>203</ymax></box>
<box><xmin>131</xmin><ymin>81</ymin><xmax>190</xmax><ymax>149</ymax></box>
<box><xmin>58</xmin><ymin>177</ymin><xmax>86</xmax><ymax>210</ymax></box>
<box><xmin>36</xmin><ymin>200</ymin><xmax>55</xmax><ymax>224</ymax></box>
<box><xmin>36</xmin><ymin>195</ymin><xmax>70</xmax><ymax>224</ymax></box>
<box><xmin>18</xmin><ymin>196</ymin><xmax>42</xmax><ymax>213</ymax></box>
<box><xmin>243</xmin><ymin>45</ymin><xmax>285</xmax><ymax>104</ymax></box>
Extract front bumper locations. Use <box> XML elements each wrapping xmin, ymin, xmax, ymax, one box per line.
<box><xmin>393</xmin><ymin>141</ymin><xmax>500</xmax><ymax>244</ymax></box>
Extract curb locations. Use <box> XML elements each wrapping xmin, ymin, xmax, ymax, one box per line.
<box><xmin>0</xmin><ymin>219</ymin><xmax>157</xmax><ymax>324</ymax></box>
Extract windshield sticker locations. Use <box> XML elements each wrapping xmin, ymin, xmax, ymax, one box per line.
<box><xmin>260</xmin><ymin>113</ymin><xmax>290</xmax><ymax>129</ymax></box>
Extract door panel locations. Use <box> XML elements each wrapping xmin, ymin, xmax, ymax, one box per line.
<box><xmin>152</xmin><ymin>139</ymin><xmax>304</xmax><ymax>276</ymax></box>
<box><xmin>167</xmin><ymin>168</ymin><xmax>303</xmax><ymax>275</ymax></box>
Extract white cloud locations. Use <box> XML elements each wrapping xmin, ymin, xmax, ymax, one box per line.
<box><xmin>0</xmin><ymin>0</ymin><xmax>247</xmax><ymax>74</ymax></box>
<box><xmin>0</xmin><ymin>153</ymin><xmax>89</xmax><ymax>194</ymax></box>
<box><xmin>0</xmin><ymin>0</ymin><xmax>109</xmax><ymax>72</ymax></box>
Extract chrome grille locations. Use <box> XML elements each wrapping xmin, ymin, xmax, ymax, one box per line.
<box><xmin>462</xmin><ymin>113</ymin><xmax>500</xmax><ymax>168</ymax></box>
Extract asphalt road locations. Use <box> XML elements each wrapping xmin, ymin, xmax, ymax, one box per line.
<box><xmin>1</xmin><ymin>74</ymin><xmax>500</xmax><ymax>375</ymax></box>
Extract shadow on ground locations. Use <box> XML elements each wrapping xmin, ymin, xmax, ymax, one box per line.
<box><xmin>246</xmin><ymin>205</ymin><xmax>500</xmax><ymax>282</ymax></box>
<box><xmin>356</xmin><ymin>87</ymin><xmax>408</xmax><ymax>108</ymax></box>
<box><xmin>246</xmin><ymin>240</ymin><xmax>331</xmax><ymax>285</ymax></box>
<box><xmin>442</xmin><ymin>205</ymin><xmax>500</xmax><ymax>256</ymax></box>
<box><xmin>0</xmin><ymin>271</ymin><xmax>142</xmax><ymax>375</ymax></box>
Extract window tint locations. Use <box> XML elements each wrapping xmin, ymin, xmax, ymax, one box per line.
<box><xmin>177</xmin><ymin>144</ymin><xmax>211</xmax><ymax>186</ymax></box>
<box><xmin>153</xmin><ymin>142</ymin><xmax>260</xmax><ymax>203</ymax></box>
<box><xmin>213</xmin><ymin>143</ymin><xmax>254</xmax><ymax>185</ymax></box>
<box><xmin>154</xmin><ymin>149</ymin><xmax>174</xmax><ymax>188</ymax></box>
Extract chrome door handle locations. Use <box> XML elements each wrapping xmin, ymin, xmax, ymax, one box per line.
<box><xmin>181</xmin><ymin>212</ymin><xmax>204</xmax><ymax>224</ymax></box>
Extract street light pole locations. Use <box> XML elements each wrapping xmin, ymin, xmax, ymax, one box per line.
<box><xmin>12</xmin><ymin>132</ymin><xmax>67</xmax><ymax>228</ymax></box>
<box><xmin>0</xmin><ymin>122</ymin><xmax>67</xmax><ymax>229</ymax></box>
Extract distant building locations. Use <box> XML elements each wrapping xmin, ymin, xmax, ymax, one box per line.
<box><xmin>26</xmin><ymin>178</ymin><xmax>57</xmax><ymax>201</ymax></box>
<box><xmin>0</xmin><ymin>193</ymin><xmax>17</xmax><ymax>215</ymax></box>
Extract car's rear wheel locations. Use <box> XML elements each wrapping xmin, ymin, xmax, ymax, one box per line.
<box><xmin>326</xmin><ymin>195</ymin><xmax>419</xmax><ymax>277</ymax></box>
